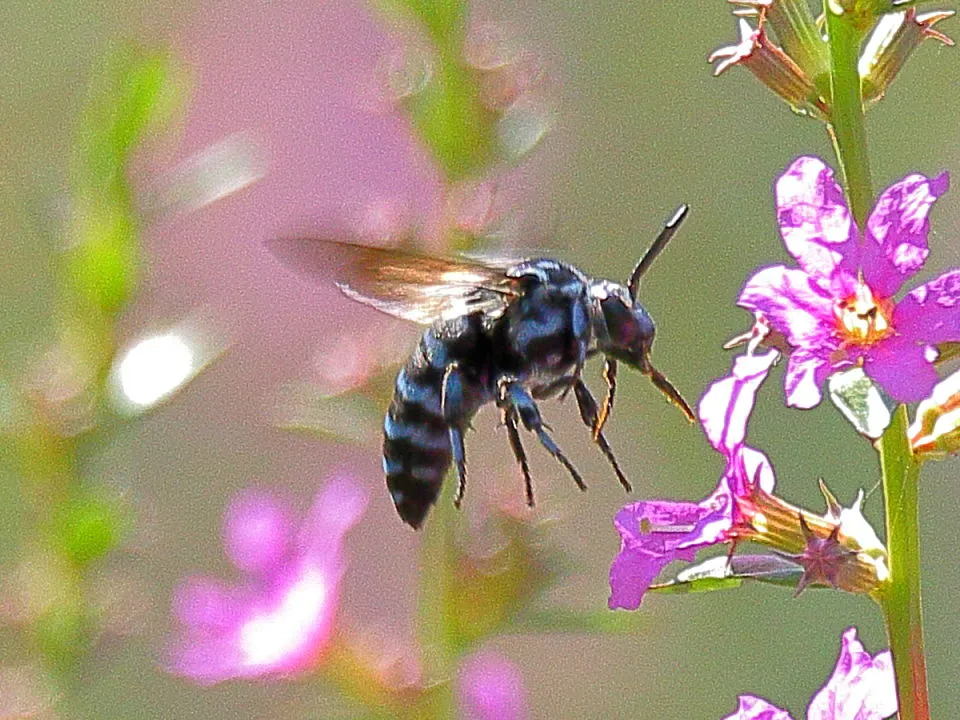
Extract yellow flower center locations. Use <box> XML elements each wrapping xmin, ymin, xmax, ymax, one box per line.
<box><xmin>834</xmin><ymin>282</ymin><xmax>895</xmax><ymax>346</ymax></box>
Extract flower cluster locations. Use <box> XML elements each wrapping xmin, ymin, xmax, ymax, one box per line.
<box><xmin>723</xmin><ymin>628</ymin><xmax>896</xmax><ymax>720</ymax></box>
<box><xmin>168</xmin><ymin>475</ymin><xmax>367</xmax><ymax>684</ymax></box>
<box><xmin>609</xmin><ymin>347</ymin><xmax>888</xmax><ymax>610</ymax></box>
<box><xmin>711</xmin><ymin>0</ymin><xmax>954</xmax><ymax>117</ymax></box>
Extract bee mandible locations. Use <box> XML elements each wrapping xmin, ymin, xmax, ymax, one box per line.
<box><xmin>269</xmin><ymin>206</ymin><xmax>694</xmax><ymax>529</ymax></box>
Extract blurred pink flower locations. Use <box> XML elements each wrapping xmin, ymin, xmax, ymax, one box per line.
<box><xmin>167</xmin><ymin>474</ymin><xmax>368</xmax><ymax>684</ymax></box>
<box><xmin>457</xmin><ymin>651</ymin><xmax>529</xmax><ymax>720</ymax></box>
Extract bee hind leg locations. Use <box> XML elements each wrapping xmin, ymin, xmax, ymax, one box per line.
<box><xmin>442</xmin><ymin>363</ymin><xmax>469</xmax><ymax>508</ymax></box>
<box><xmin>498</xmin><ymin>378</ymin><xmax>586</xmax><ymax>492</ymax></box>
<box><xmin>572</xmin><ymin>379</ymin><xmax>631</xmax><ymax>492</ymax></box>
<box><xmin>502</xmin><ymin>406</ymin><xmax>535</xmax><ymax>507</ymax></box>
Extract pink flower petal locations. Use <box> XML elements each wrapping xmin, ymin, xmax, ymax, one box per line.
<box><xmin>168</xmin><ymin>475</ymin><xmax>368</xmax><ymax>684</ymax></box>
<box><xmin>807</xmin><ymin>628</ymin><xmax>896</xmax><ymax>720</ymax></box>
<box><xmin>775</xmin><ymin>156</ymin><xmax>859</xmax><ymax>282</ymax></box>
<box><xmin>864</xmin><ymin>334</ymin><xmax>940</xmax><ymax>403</ymax></box>
<box><xmin>783</xmin><ymin>348</ymin><xmax>844</xmax><ymax>409</ymax></box>
<box><xmin>299</xmin><ymin>472</ymin><xmax>370</xmax><ymax>556</ymax></box>
<box><xmin>893</xmin><ymin>268</ymin><xmax>960</xmax><ymax>346</ymax></box>
<box><xmin>862</xmin><ymin>171</ymin><xmax>949</xmax><ymax>297</ymax></box>
<box><xmin>723</xmin><ymin>696</ymin><xmax>793</xmax><ymax>720</ymax></box>
<box><xmin>458</xmin><ymin>651</ymin><xmax>529</xmax><ymax>720</ymax></box>
<box><xmin>223</xmin><ymin>490</ymin><xmax>293</xmax><ymax>575</ymax></box>
<box><xmin>608</xmin><ymin>494</ymin><xmax>729</xmax><ymax>610</ymax></box>
<box><xmin>700</xmin><ymin>349</ymin><xmax>779</xmax><ymax>455</ymax></box>
<box><xmin>739</xmin><ymin>266</ymin><xmax>838</xmax><ymax>347</ymax></box>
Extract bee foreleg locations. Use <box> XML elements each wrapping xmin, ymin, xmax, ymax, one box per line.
<box><xmin>572</xmin><ymin>379</ymin><xmax>631</xmax><ymax>492</ymax></box>
<box><xmin>441</xmin><ymin>363</ymin><xmax>469</xmax><ymax>509</ymax></box>
<box><xmin>594</xmin><ymin>359</ymin><xmax>618</xmax><ymax>440</ymax></box>
<box><xmin>498</xmin><ymin>378</ymin><xmax>586</xmax><ymax>492</ymax></box>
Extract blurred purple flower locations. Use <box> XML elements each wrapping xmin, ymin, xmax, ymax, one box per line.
<box><xmin>609</xmin><ymin>349</ymin><xmax>779</xmax><ymax>609</ymax></box>
<box><xmin>723</xmin><ymin>628</ymin><xmax>896</xmax><ymax>720</ymax></box>
<box><xmin>457</xmin><ymin>651</ymin><xmax>529</xmax><ymax>720</ymax></box>
<box><xmin>168</xmin><ymin>474</ymin><xmax>368</xmax><ymax>684</ymax></box>
<box><xmin>739</xmin><ymin>155</ymin><xmax>957</xmax><ymax>408</ymax></box>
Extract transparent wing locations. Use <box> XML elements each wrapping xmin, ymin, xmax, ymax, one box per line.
<box><xmin>268</xmin><ymin>237</ymin><xmax>519</xmax><ymax>325</ymax></box>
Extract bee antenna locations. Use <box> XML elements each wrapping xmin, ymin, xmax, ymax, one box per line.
<box><xmin>628</xmin><ymin>204</ymin><xmax>689</xmax><ymax>301</ymax></box>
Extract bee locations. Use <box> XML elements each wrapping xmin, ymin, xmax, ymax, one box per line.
<box><xmin>269</xmin><ymin>206</ymin><xmax>694</xmax><ymax>529</ymax></box>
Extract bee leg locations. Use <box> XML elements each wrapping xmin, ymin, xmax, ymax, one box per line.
<box><xmin>531</xmin><ymin>375</ymin><xmax>576</xmax><ymax>400</ymax></box>
<box><xmin>502</xmin><ymin>405</ymin><xmax>535</xmax><ymax>507</ymax></box>
<box><xmin>441</xmin><ymin>363</ymin><xmax>468</xmax><ymax>509</ymax></box>
<box><xmin>498</xmin><ymin>379</ymin><xmax>587</xmax><ymax>492</ymax></box>
<box><xmin>560</xmin><ymin>298</ymin><xmax>592</xmax><ymax>401</ymax></box>
<box><xmin>572</xmin><ymin>379</ymin><xmax>632</xmax><ymax>492</ymax></box>
<box><xmin>594</xmin><ymin>359</ymin><xmax>618</xmax><ymax>440</ymax></box>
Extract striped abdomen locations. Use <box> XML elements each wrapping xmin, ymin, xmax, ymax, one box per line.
<box><xmin>383</xmin><ymin>315</ymin><xmax>491</xmax><ymax>528</ymax></box>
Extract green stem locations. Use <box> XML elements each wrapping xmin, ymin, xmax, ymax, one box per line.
<box><xmin>877</xmin><ymin>405</ymin><xmax>930</xmax><ymax>720</ymax></box>
<box><xmin>824</xmin><ymin>4</ymin><xmax>873</xmax><ymax>225</ymax></box>
<box><xmin>416</xmin><ymin>482</ymin><xmax>459</xmax><ymax>718</ymax></box>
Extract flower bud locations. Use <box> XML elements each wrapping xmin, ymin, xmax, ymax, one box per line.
<box><xmin>909</xmin><ymin>368</ymin><xmax>960</xmax><ymax>460</ymax></box>
<box><xmin>860</xmin><ymin>8</ymin><xmax>955</xmax><ymax>107</ymax></box>
<box><xmin>710</xmin><ymin>16</ymin><xmax>829</xmax><ymax>118</ymax></box>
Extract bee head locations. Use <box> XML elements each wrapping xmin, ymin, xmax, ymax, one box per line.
<box><xmin>590</xmin><ymin>283</ymin><xmax>656</xmax><ymax>370</ymax></box>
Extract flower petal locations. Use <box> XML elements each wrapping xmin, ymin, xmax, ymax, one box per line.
<box><xmin>700</xmin><ymin>349</ymin><xmax>779</xmax><ymax>455</ymax></box>
<box><xmin>739</xmin><ymin>266</ymin><xmax>838</xmax><ymax>348</ymax></box>
<box><xmin>775</xmin><ymin>156</ymin><xmax>859</xmax><ymax>282</ymax></box>
<box><xmin>299</xmin><ymin>472</ymin><xmax>370</xmax><ymax>557</ymax></box>
<box><xmin>223</xmin><ymin>490</ymin><xmax>293</xmax><ymax>576</ymax></box>
<box><xmin>784</xmin><ymin>348</ymin><xmax>843</xmax><ymax>409</ymax></box>
<box><xmin>608</xmin><ymin>492</ymin><xmax>731</xmax><ymax>609</ymax></box>
<box><xmin>722</xmin><ymin>696</ymin><xmax>793</xmax><ymax>720</ymax></box>
<box><xmin>893</xmin><ymin>268</ymin><xmax>960</xmax><ymax>345</ymax></box>
<box><xmin>862</xmin><ymin>171</ymin><xmax>949</xmax><ymax>297</ymax></box>
<box><xmin>864</xmin><ymin>334</ymin><xmax>939</xmax><ymax>403</ymax></box>
<box><xmin>807</xmin><ymin>628</ymin><xmax>896</xmax><ymax>720</ymax></box>
<box><xmin>458</xmin><ymin>651</ymin><xmax>529</xmax><ymax>720</ymax></box>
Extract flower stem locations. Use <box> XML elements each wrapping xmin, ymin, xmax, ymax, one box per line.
<box><xmin>824</xmin><ymin>3</ymin><xmax>874</xmax><ymax>225</ymax></box>
<box><xmin>877</xmin><ymin>405</ymin><xmax>930</xmax><ymax>720</ymax></box>
<box><xmin>416</xmin><ymin>482</ymin><xmax>459</xmax><ymax>717</ymax></box>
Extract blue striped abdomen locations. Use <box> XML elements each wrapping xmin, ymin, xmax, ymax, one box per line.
<box><xmin>383</xmin><ymin>316</ymin><xmax>491</xmax><ymax>528</ymax></box>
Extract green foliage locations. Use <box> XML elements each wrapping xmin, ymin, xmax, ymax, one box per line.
<box><xmin>380</xmin><ymin>0</ymin><xmax>497</xmax><ymax>180</ymax></box>
<box><xmin>53</xmin><ymin>492</ymin><xmax>128</xmax><ymax>568</ymax></box>
<box><xmin>68</xmin><ymin>45</ymin><xmax>183</xmax><ymax>316</ymax></box>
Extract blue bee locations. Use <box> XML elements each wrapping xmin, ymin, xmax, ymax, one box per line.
<box><xmin>270</xmin><ymin>206</ymin><xmax>694</xmax><ymax>528</ymax></box>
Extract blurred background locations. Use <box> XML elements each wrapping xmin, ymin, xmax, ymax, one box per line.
<box><xmin>1</xmin><ymin>0</ymin><xmax>959</xmax><ymax>718</ymax></box>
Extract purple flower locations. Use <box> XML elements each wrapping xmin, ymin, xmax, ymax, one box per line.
<box><xmin>609</xmin><ymin>350</ymin><xmax>779</xmax><ymax>610</ymax></box>
<box><xmin>168</xmin><ymin>474</ymin><xmax>368</xmax><ymax>684</ymax></box>
<box><xmin>723</xmin><ymin>628</ymin><xmax>896</xmax><ymax>720</ymax></box>
<box><xmin>457</xmin><ymin>651</ymin><xmax>529</xmax><ymax>720</ymax></box>
<box><xmin>739</xmin><ymin>155</ymin><xmax>958</xmax><ymax>408</ymax></box>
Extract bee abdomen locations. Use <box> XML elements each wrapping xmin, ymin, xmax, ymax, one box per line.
<box><xmin>383</xmin><ymin>367</ymin><xmax>451</xmax><ymax>529</ymax></box>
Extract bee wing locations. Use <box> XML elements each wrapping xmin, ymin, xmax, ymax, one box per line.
<box><xmin>268</xmin><ymin>237</ymin><xmax>519</xmax><ymax>325</ymax></box>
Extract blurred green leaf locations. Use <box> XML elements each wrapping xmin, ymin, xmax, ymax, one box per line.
<box><xmin>405</xmin><ymin>62</ymin><xmax>497</xmax><ymax>180</ymax></box>
<box><xmin>53</xmin><ymin>492</ymin><xmax>128</xmax><ymax>567</ymax></box>
<box><xmin>68</xmin><ymin>204</ymin><xmax>139</xmax><ymax>315</ymax></box>
<box><xmin>378</xmin><ymin>0</ymin><xmax>497</xmax><ymax>180</ymax></box>
<box><xmin>33</xmin><ymin>599</ymin><xmax>88</xmax><ymax>672</ymax></box>
<box><xmin>68</xmin><ymin>45</ymin><xmax>184</xmax><ymax>316</ymax></box>
<box><xmin>75</xmin><ymin>45</ymin><xmax>183</xmax><ymax>199</ymax></box>
<box><xmin>396</xmin><ymin>0</ymin><xmax>467</xmax><ymax>45</ymax></box>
